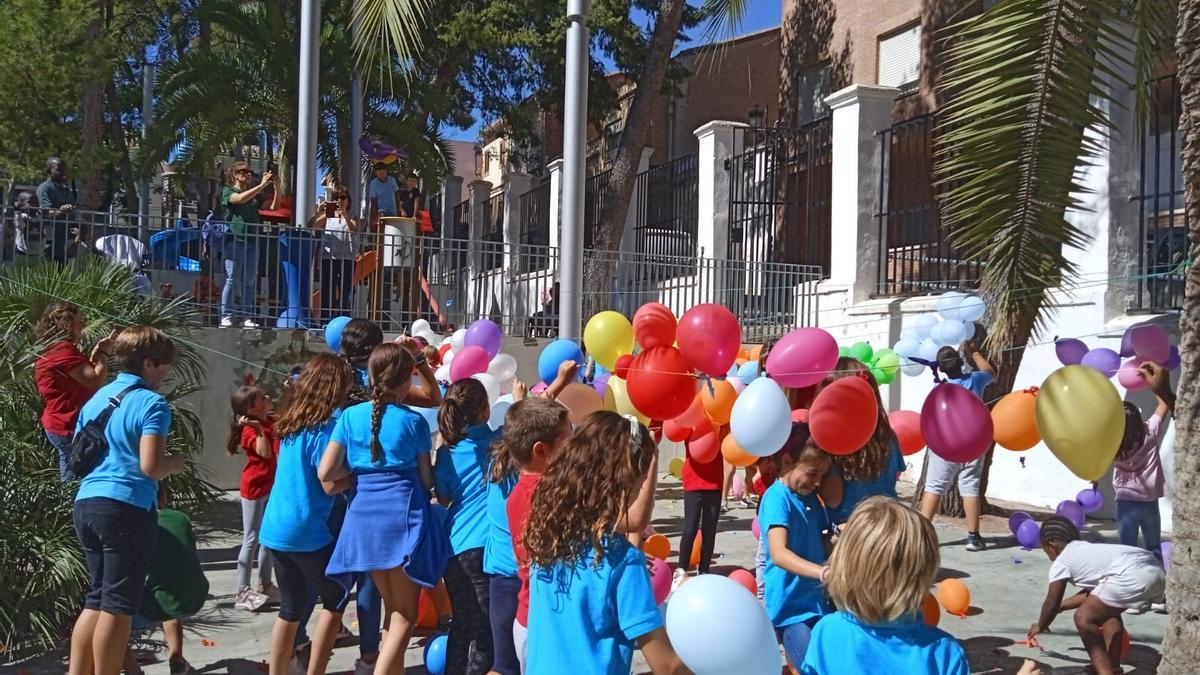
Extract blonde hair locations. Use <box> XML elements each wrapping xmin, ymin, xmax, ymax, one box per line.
<box><xmin>825</xmin><ymin>497</ymin><xmax>939</xmax><ymax>624</ymax></box>
<box><xmin>113</xmin><ymin>325</ymin><xmax>176</xmax><ymax>375</ymax></box>
<box><xmin>225</xmin><ymin>160</ymin><xmax>252</xmax><ymax>185</ymax></box>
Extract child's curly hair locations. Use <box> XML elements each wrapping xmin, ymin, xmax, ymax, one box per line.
<box><xmin>815</xmin><ymin>357</ymin><xmax>896</xmax><ymax>482</ymax></box>
<box><xmin>522</xmin><ymin>411</ymin><xmax>656</xmax><ymax>568</ymax></box>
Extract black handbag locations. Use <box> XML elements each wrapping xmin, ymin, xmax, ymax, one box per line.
<box><xmin>65</xmin><ymin>384</ymin><xmax>145</xmax><ymax>479</ymax></box>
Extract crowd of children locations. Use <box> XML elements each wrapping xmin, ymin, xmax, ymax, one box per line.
<box><xmin>50</xmin><ymin>304</ymin><xmax>1174</xmax><ymax>675</ymax></box>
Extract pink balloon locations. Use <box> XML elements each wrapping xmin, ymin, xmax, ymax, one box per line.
<box><xmin>765</xmin><ymin>328</ymin><xmax>839</xmax><ymax>388</ymax></box>
<box><xmin>676</xmin><ymin>304</ymin><xmax>742</xmax><ymax>377</ymax></box>
<box><xmin>449</xmin><ymin>345</ymin><xmax>490</xmax><ymax>382</ymax></box>
<box><xmin>731</xmin><ymin>473</ymin><xmax>746</xmax><ymax>500</ymax></box>
<box><xmin>751</xmin><ymin>515</ymin><xmax>761</xmax><ymax>539</ymax></box>
<box><xmin>650</xmin><ymin>557</ymin><xmax>672</xmax><ymax>605</ymax></box>
<box><xmin>1130</xmin><ymin>323</ymin><xmax>1170</xmax><ymax>364</ymax></box>
<box><xmin>920</xmin><ymin>383</ymin><xmax>994</xmax><ymax>463</ymax></box>
<box><xmin>530</xmin><ymin>382</ymin><xmax>547</xmax><ymax>395</ymax></box>
<box><xmin>1117</xmin><ymin>358</ymin><xmax>1148</xmax><ymax>391</ymax></box>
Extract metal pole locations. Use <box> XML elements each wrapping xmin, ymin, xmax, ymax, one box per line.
<box><xmin>295</xmin><ymin>0</ymin><xmax>321</xmax><ymax>227</ymax></box>
<box><xmin>139</xmin><ymin>61</ymin><xmax>154</xmax><ymax>239</ymax></box>
<box><xmin>350</xmin><ymin>76</ymin><xmax>364</xmax><ymax>217</ymax></box>
<box><xmin>559</xmin><ymin>0</ymin><xmax>589</xmax><ymax>340</ymax></box>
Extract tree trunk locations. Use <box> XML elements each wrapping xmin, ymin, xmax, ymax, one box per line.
<box><xmin>1160</xmin><ymin>0</ymin><xmax>1200</xmax><ymax>669</ymax></box>
<box><xmin>78</xmin><ymin>0</ymin><xmax>112</xmax><ymax>210</ymax></box>
<box><xmin>581</xmin><ymin>0</ymin><xmax>686</xmax><ymax>321</ymax></box>
<box><xmin>105</xmin><ymin>79</ymin><xmax>139</xmax><ymax>215</ymax></box>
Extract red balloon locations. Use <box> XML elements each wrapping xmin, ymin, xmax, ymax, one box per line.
<box><xmin>687</xmin><ymin>419</ymin><xmax>721</xmax><ymax>463</ymax></box>
<box><xmin>677</xmin><ymin>304</ymin><xmax>742</xmax><ymax>377</ymax></box>
<box><xmin>888</xmin><ymin>410</ymin><xmax>925</xmax><ymax>456</ymax></box>
<box><xmin>921</xmin><ymin>383</ymin><xmax>994</xmax><ymax>463</ymax></box>
<box><xmin>663</xmin><ymin>418</ymin><xmax>691</xmax><ymax>442</ymax></box>
<box><xmin>674</xmin><ymin>395</ymin><xmax>709</xmax><ymax>429</ymax></box>
<box><xmin>809</xmin><ymin>377</ymin><xmax>878</xmax><ymax>455</ymax></box>
<box><xmin>729</xmin><ymin>569</ymin><xmax>757</xmax><ymax>595</ymax></box>
<box><xmin>614</xmin><ymin>353</ymin><xmax>635</xmax><ymax>380</ymax></box>
<box><xmin>633</xmin><ymin>303</ymin><xmax>677</xmax><ymax>350</ymax></box>
<box><xmin>627</xmin><ymin>346</ymin><xmax>698</xmax><ymax>421</ymax></box>
<box><xmin>791</xmin><ymin>408</ymin><xmax>809</xmax><ymax>423</ymax></box>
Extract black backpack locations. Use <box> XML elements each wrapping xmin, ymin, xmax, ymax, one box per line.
<box><xmin>66</xmin><ymin>384</ymin><xmax>145</xmax><ymax>479</ymax></box>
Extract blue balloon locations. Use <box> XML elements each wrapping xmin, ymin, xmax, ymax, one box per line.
<box><xmin>324</xmin><ymin>316</ymin><xmax>352</xmax><ymax>352</ymax></box>
<box><xmin>538</xmin><ymin>339</ymin><xmax>585</xmax><ymax>384</ymax></box>
<box><xmin>736</xmin><ymin>360</ymin><xmax>760</xmax><ymax>384</ymax></box>
<box><xmin>423</xmin><ymin>633</ymin><xmax>448</xmax><ymax>674</ymax></box>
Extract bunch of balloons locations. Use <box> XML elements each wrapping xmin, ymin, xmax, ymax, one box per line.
<box><xmin>1055</xmin><ymin>322</ymin><xmax>1178</xmax><ymax>389</ymax></box>
<box><xmin>891</xmin><ymin>292</ymin><xmax>987</xmax><ymax>377</ymax></box>
<box><xmin>1009</xmin><ymin>488</ymin><xmax>1104</xmax><ymax>549</ymax></box>
<box><xmin>838</xmin><ymin>342</ymin><xmax>902</xmax><ymax>384</ymax></box>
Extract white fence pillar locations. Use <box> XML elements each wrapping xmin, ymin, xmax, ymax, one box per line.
<box><xmin>547</xmin><ymin>159</ymin><xmax>563</xmax><ymax>251</ymax></box>
<box><xmin>694</xmin><ymin>121</ymin><xmax>746</xmax><ymax>261</ymax></box>
<box><xmin>822</xmin><ymin>84</ymin><xmax>899</xmax><ymax>304</ymax></box>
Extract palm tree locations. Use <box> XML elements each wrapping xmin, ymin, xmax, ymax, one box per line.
<box><xmin>934</xmin><ymin>0</ymin><xmax>1199</xmax><ymax>664</ymax></box>
<box><xmin>0</xmin><ymin>260</ymin><xmax>221</xmax><ymax>663</ymax></box>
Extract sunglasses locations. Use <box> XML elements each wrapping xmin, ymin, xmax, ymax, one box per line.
<box><xmin>235</xmin><ymin>169</ymin><xmax>252</xmax><ymax>175</ymax></box>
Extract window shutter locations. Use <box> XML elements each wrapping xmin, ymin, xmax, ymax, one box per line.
<box><xmin>878</xmin><ymin>24</ymin><xmax>922</xmax><ymax>89</ymax></box>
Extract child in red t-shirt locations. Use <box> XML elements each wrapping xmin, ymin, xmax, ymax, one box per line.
<box><xmin>225</xmin><ymin>384</ymin><xmax>279</xmax><ymax>611</ymax></box>
<box><xmin>675</xmin><ymin>427</ymin><xmax>727</xmax><ymax>587</ymax></box>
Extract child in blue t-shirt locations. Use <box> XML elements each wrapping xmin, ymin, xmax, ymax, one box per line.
<box><xmin>760</xmin><ymin>425</ymin><xmax>834</xmax><ymax>670</ymax></box>
<box><xmin>801</xmin><ymin>497</ymin><xmax>969</xmax><ymax>675</ymax></box>
<box><xmin>522</xmin><ymin>412</ymin><xmax>684</xmax><ymax>675</ymax></box>
<box><xmin>319</xmin><ymin>342</ymin><xmax>449</xmax><ymax>675</ymax></box>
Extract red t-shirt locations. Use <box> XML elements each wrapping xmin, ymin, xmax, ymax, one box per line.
<box><xmin>682</xmin><ymin>447</ymin><xmax>725</xmax><ymax>492</ymax></box>
<box><xmin>239</xmin><ymin>419</ymin><xmax>278</xmax><ymax>500</ymax></box>
<box><xmin>507</xmin><ymin>471</ymin><xmax>541</xmax><ymax>628</ymax></box>
<box><xmin>35</xmin><ymin>341</ymin><xmax>96</xmax><ymax>436</ymax></box>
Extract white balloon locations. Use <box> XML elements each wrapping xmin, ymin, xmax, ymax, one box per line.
<box><xmin>451</xmin><ymin>328</ymin><xmax>468</xmax><ymax>352</ymax></box>
<box><xmin>936</xmin><ymin>291</ymin><xmax>964</xmax><ymax>320</ymax></box>
<box><xmin>472</xmin><ymin>373</ymin><xmax>500</xmax><ymax>407</ymax></box>
<box><xmin>912</xmin><ymin>314</ymin><xmax>938</xmax><ymax>338</ymax></box>
<box><xmin>443</xmin><ymin>350</ymin><xmax>455</xmax><ymax>368</ymax></box>
<box><xmin>730</xmin><ymin>378</ymin><xmax>793</xmax><ymax>457</ymax></box>
<box><xmin>900</xmin><ymin>358</ymin><xmax>926</xmax><ymax>376</ymax></box>
<box><xmin>488</xmin><ymin>353</ymin><xmax>519</xmax><ymax>383</ymax></box>
<box><xmin>899</xmin><ymin>328</ymin><xmax>920</xmax><ymax>343</ymax></box>
<box><xmin>411</xmin><ymin>319</ymin><xmax>432</xmax><ymax>336</ymax></box>
<box><xmin>440</xmin><ymin>336</ymin><xmax>452</xmax><ymax>347</ymax></box>
<box><xmin>893</xmin><ymin>339</ymin><xmax>920</xmax><ymax>358</ymax></box>
<box><xmin>727</xmin><ymin>376</ymin><xmax>746</xmax><ymax>394</ymax></box>
<box><xmin>434</xmin><ymin>364</ymin><xmax>451</xmax><ymax>382</ymax></box>
<box><xmin>917</xmin><ymin>338</ymin><xmax>940</xmax><ymax>363</ymax></box>
<box><xmin>931</xmin><ymin>320</ymin><xmax>966</xmax><ymax>346</ymax></box>
<box><xmin>497</xmin><ymin>393</ymin><xmax>515</xmax><ymax>405</ymax></box>
<box><xmin>418</xmin><ymin>329</ymin><xmax>440</xmax><ymax>346</ymax></box>
<box><xmin>958</xmin><ymin>295</ymin><xmax>986</xmax><ymax>322</ymax></box>
<box><xmin>666</xmin><ymin>574</ymin><xmax>781</xmax><ymax>675</ymax></box>
<box><xmin>488</xmin><ymin>401</ymin><xmax>511</xmax><ymax>431</ymax></box>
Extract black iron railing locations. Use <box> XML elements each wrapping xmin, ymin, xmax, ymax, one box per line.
<box><xmin>482</xmin><ymin>193</ymin><xmax>505</xmax><ymax>272</ymax></box>
<box><xmin>583</xmin><ymin>169</ymin><xmax>611</xmax><ymax>249</ymax></box>
<box><xmin>517</xmin><ymin>180</ymin><xmax>552</xmax><ymax>274</ymax></box>
<box><xmin>1134</xmin><ymin>73</ymin><xmax>1187</xmax><ymax>311</ymax></box>
<box><xmin>635</xmin><ymin>155</ymin><xmax>699</xmax><ymax>271</ymax></box>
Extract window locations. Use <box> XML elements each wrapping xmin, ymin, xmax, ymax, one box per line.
<box><xmin>796</xmin><ymin>63</ymin><xmax>831</xmax><ymax>126</ymax></box>
<box><xmin>878</xmin><ymin>23</ymin><xmax>922</xmax><ymax>91</ymax></box>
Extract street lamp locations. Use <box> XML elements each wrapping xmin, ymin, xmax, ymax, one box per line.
<box><xmin>748</xmin><ymin>104</ymin><xmax>766</xmax><ymax>129</ymax></box>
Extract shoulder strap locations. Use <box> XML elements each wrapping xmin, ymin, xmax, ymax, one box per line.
<box><xmin>106</xmin><ymin>383</ymin><xmax>146</xmax><ymax>409</ymax></box>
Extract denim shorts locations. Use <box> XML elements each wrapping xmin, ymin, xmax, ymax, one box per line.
<box><xmin>74</xmin><ymin>497</ymin><xmax>158</xmax><ymax>615</ymax></box>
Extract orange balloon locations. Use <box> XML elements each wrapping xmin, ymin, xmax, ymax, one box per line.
<box><xmin>937</xmin><ymin>579</ymin><xmax>970</xmax><ymax>617</ymax></box>
<box><xmin>689</xmin><ymin>533</ymin><xmax>702</xmax><ymax>567</ymax></box>
<box><xmin>644</xmin><ymin>533</ymin><xmax>671</xmax><ymax>560</ymax></box>
<box><xmin>701</xmin><ymin>379</ymin><xmax>738</xmax><ymax>425</ymax></box>
<box><xmin>992</xmin><ymin>390</ymin><xmax>1041</xmax><ymax>451</ymax></box>
<box><xmin>417</xmin><ymin>590</ymin><xmax>438</xmax><ymax>628</ymax></box>
<box><xmin>921</xmin><ymin>591</ymin><xmax>941</xmax><ymax>626</ymax></box>
<box><xmin>747</xmin><ymin>344</ymin><xmax>764</xmax><ymax>363</ymax></box>
<box><xmin>721</xmin><ymin>433</ymin><xmax>758</xmax><ymax>467</ymax></box>
<box><xmin>729</xmin><ymin>568</ymin><xmax>757</xmax><ymax>595</ymax></box>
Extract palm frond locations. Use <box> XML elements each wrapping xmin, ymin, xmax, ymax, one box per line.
<box><xmin>351</xmin><ymin>0</ymin><xmax>431</xmax><ymax>86</ymax></box>
<box><xmin>696</xmin><ymin>0</ymin><xmax>749</xmax><ymax>43</ymax></box>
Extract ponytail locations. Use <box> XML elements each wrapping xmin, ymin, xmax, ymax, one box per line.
<box><xmin>490</xmin><ymin>439</ymin><xmax>520</xmax><ymax>483</ymax></box>
<box><xmin>370</xmin><ymin>382</ymin><xmax>386</xmax><ymax>464</ymax></box>
<box><xmin>439</xmin><ymin>379</ymin><xmax>489</xmax><ymax>447</ymax></box>
<box><xmin>226</xmin><ymin>415</ymin><xmax>242</xmax><ymax>455</ymax></box>
<box><xmin>226</xmin><ymin>385</ymin><xmax>263</xmax><ymax>456</ymax></box>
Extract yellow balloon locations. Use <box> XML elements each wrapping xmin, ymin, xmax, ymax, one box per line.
<box><xmin>1035</xmin><ymin>365</ymin><xmax>1125</xmax><ymax>481</ymax></box>
<box><xmin>668</xmin><ymin>458</ymin><xmax>684</xmax><ymax>479</ymax></box>
<box><xmin>584</xmin><ymin>311</ymin><xmax>634</xmax><ymax>371</ymax></box>
<box><xmin>603</xmin><ymin>375</ymin><xmax>649</xmax><ymax>424</ymax></box>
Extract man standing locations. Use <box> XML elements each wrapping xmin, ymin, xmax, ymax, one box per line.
<box><xmin>367</xmin><ymin>162</ymin><xmax>400</xmax><ymax>221</ymax></box>
<box><xmin>36</xmin><ymin>157</ymin><xmax>82</xmax><ymax>265</ymax></box>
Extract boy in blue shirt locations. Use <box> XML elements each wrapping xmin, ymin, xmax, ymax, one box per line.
<box><xmin>760</xmin><ymin>425</ymin><xmax>834</xmax><ymax>670</ymax></box>
<box><xmin>802</xmin><ymin>497</ymin><xmax>970</xmax><ymax>675</ymax></box>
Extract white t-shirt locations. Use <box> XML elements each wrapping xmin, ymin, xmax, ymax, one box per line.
<box><xmin>1048</xmin><ymin>541</ymin><xmax>1159</xmax><ymax>589</ymax></box>
<box><xmin>322</xmin><ymin>216</ymin><xmax>356</xmax><ymax>260</ymax></box>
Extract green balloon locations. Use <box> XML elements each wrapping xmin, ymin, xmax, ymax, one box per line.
<box><xmin>848</xmin><ymin>342</ymin><xmax>874</xmax><ymax>363</ymax></box>
<box><xmin>877</xmin><ymin>368</ymin><xmax>896</xmax><ymax>385</ymax></box>
<box><xmin>874</xmin><ymin>348</ymin><xmax>901</xmax><ymax>376</ymax></box>
<box><xmin>838</xmin><ymin>346</ymin><xmax>850</xmax><ymax>357</ymax></box>
<box><xmin>869</xmin><ymin>366</ymin><xmax>886</xmax><ymax>383</ymax></box>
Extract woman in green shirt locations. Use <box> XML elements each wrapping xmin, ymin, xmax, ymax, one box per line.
<box><xmin>220</xmin><ymin>161</ymin><xmax>273</xmax><ymax>328</ymax></box>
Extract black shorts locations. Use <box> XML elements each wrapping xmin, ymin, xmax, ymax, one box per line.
<box><xmin>74</xmin><ymin>497</ymin><xmax>158</xmax><ymax>616</ymax></box>
<box><xmin>270</xmin><ymin>545</ymin><xmax>349</xmax><ymax>621</ymax></box>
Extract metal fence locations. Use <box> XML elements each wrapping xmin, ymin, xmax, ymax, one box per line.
<box><xmin>1134</xmin><ymin>72</ymin><xmax>1188</xmax><ymax>311</ymax></box>
<box><xmin>583</xmin><ymin>169</ymin><xmax>611</xmax><ymax>249</ymax></box>
<box><xmin>634</xmin><ymin>155</ymin><xmax>698</xmax><ymax>269</ymax></box>
<box><xmin>0</xmin><ymin>208</ymin><xmax>821</xmax><ymax>340</ymax></box>
<box><xmin>482</xmin><ymin>192</ymin><xmax>505</xmax><ymax>272</ymax></box>
<box><xmin>875</xmin><ymin>113</ymin><xmax>982</xmax><ymax>296</ymax></box>
<box><xmin>727</xmin><ymin>120</ymin><xmax>833</xmax><ymax>270</ymax></box>
<box><xmin>517</xmin><ymin>179</ymin><xmax>552</xmax><ymax>274</ymax></box>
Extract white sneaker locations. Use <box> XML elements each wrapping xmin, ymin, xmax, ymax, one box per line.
<box><xmin>1151</xmin><ymin>602</ymin><xmax>1167</xmax><ymax>613</ymax></box>
<box><xmin>670</xmin><ymin>568</ymin><xmax>688</xmax><ymax>594</ymax></box>
<box><xmin>220</xmin><ymin>316</ymin><xmax>234</xmax><ymax>328</ymax></box>
<box><xmin>1125</xmin><ymin>607</ymin><xmax>1145</xmax><ymax>615</ymax></box>
<box><xmin>233</xmin><ymin>587</ymin><xmax>268</xmax><ymax>611</ymax></box>
<box><xmin>242</xmin><ymin>318</ymin><xmax>260</xmax><ymax>328</ymax></box>
<box><xmin>353</xmin><ymin>658</ymin><xmax>376</xmax><ymax>675</ymax></box>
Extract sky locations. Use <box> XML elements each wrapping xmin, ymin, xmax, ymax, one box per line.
<box><xmin>443</xmin><ymin>2</ymin><xmax>783</xmax><ymax>142</ymax></box>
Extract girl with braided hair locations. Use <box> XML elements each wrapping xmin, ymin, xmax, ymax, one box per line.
<box><xmin>319</xmin><ymin>342</ymin><xmax>450</xmax><ymax>675</ymax></box>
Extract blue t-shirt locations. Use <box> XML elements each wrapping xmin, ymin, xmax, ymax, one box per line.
<box><xmin>261</xmin><ymin>414</ymin><xmax>339</xmax><ymax>552</ymax></box>
<box><xmin>75</xmin><ymin>372</ymin><xmax>172</xmax><ymax>511</ymax></box>
<box><xmin>368</xmin><ymin>176</ymin><xmax>399</xmax><ymax>215</ymax></box>
<box><xmin>527</xmin><ymin>538</ymin><xmax>662</xmax><ymax>675</ymax></box>
<box><xmin>800</xmin><ymin>611</ymin><xmax>969</xmax><ymax>675</ymax></box>
<box><xmin>829</xmin><ymin>440</ymin><xmax>906</xmax><ymax>523</ymax></box>
<box><xmin>759</xmin><ymin>481</ymin><xmax>831</xmax><ymax>627</ymax></box>
<box><xmin>484</xmin><ymin>473</ymin><xmax>519</xmax><ymax>576</ymax></box>
<box><xmin>434</xmin><ymin>423</ymin><xmax>500</xmax><ymax>554</ymax></box>
<box><xmin>946</xmin><ymin>370</ymin><xmax>992</xmax><ymax>398</ymax></box>
<box><xmin>331</xmin><ymin>401</ymin><xmax>431</xmax><ymax>473</ymax></box>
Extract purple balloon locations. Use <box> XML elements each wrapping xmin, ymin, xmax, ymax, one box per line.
<box><xmin>1056</xmin><ymin>500</ymin><xmax>1086</xmax><ymax>529</ymax></box>
<box><xmin>1080</xmin><ymin>347</ymin><xmax>1121</xmax><ymax>378</ymax></box>
<box><xmin>1008</xmin><ymin>511</ymin><xmax>1033</xmax><ymax>535</ymax></box>
<box><xmin>920</xmin><ymin>383</ymin><xmax>994</xmax><ymax>463</ymax></box>
<box><xmin>1131</xmin><ymin>323</ymin><xmax>1170</xmax><ymax>364</ymax></box>
<box><xmin>1120</xmin><ymin>327</ymin><xmax>1137</xmax><ymax>358</ymax></box>
<box><xmin>1055</xmin><ymin>339</ymin><xmax>1089</xmax><ymax>366</ymax></box>
<box><xmin>1016</xmin><ymin>519</ymin><xmax>1041</xmax><ymax>549</ymax></box>
<box><xmin>465</xmin><ymin>319</ymin><xmax>503</xmax><ymax>359</ymax></box>
<box><xmin>1076</xmin><ymin>488</ymin><xmax>1104</xmax><ymax>514</ymax></box>
<box><xmin>1166</xmin><ymin>344</ymin><xmax>1180</xmax><ymax>370</ymax></box>
<box><xmin>1162</xmin><ymin>541</ymin><xmax>1172</xmax><ymax>573</ymax></box>
<box><xmin>592</xmin><ymin>373</ymin><xmax>611</xmax><ymax>396</ymax></box>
